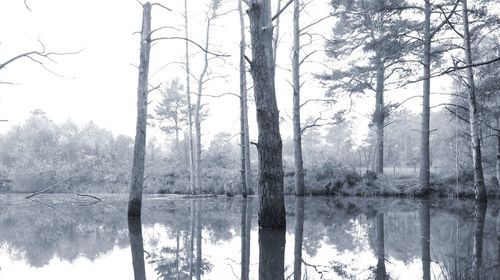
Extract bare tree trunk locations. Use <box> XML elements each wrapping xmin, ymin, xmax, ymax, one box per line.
<box><xmin>462</xmin><ymin>0</ymin><xmax>487</xmax><ymax>202</ymax></box>
<box><xmin>293</xmin><ymin>197</ymin><xmax>305</xmax><ymax>280</ymax></box>
<box><xmin>420</xmin><ymin>1</ymin><xmax>431</xmax><ymax>193</ymax></box>
<box><xmin>128</xmin><ymin>3</ymin><xmax>151</xmax><ymax>218</ymax></box>
<box><xmin>374</xmin><ymin>53</ymin><xmax>385</xmax><ymax>174</ymax></box>
<box><xmin>248</xmin><ymin>0</ymin><xmax>286</xmax><ymax>229</ymax></box>
<box><xmin>128</xmin><ymin>218</ymin><xmax>146</xmax><ymax>280</ymax></box>
<box><xmin>184</xmin><ymin>0</ymin><xmax>196</xmax><ymax>195</ymax></box>
<box><xmin>420</xmin><ymin>200</ymin><xmax>431</xmax><ymax>280</ymax></box>
<box><xmin>292</xmin><ymin>0</ymin><xmax>305</xmax><ymax>196</ymax></box>
<box><xmin>272</xmin><ymin>0</ymin><xmax>282</xmax><ymax>70</ymax></box>
<box><xmin>239</xmin><ymin>0</ymin><xmax>249</xmax><ymax>197</ymax></box>
<box><xmin>195</xmin><ymin>18</ymin><xmax>211</xmax><ymax>195</ymax></box>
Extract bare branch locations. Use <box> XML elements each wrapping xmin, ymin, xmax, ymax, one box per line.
<box><xmin>24</xmin><ymin>0</ymin><xmax>32</xmax><ymax>12</ymax></box>
<box><xmin>272</xmin><ymin>0</ymin><xmax>293</xmax><ymax>21</ymax></box>
<box><xmin>151</xmin><ymin>36</ymin><xmax>229</xmax><ymax>57</ymax></box>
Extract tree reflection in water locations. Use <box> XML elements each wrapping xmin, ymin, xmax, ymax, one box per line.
<box><xmin>128</xmin><ymin>217</ymin><xmax>146</xmax><ymax>280</ymax></box>
<box><xmin>259</xmin><ymin>228</ymin><xmax>285</xmax><ymax>280</ymax></box>
<box><xmin>1</xmin><ymin>195</ymin><xmax>500</xmax><ymax>279</ymax></box>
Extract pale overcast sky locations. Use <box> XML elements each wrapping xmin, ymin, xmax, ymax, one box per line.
<box><xmin>0</xmin><ymin>0</ymin><xmax>451</xmax><ymax>146</ymax></box>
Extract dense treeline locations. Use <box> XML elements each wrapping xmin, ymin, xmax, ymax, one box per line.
<box><xmin>2</xmin><ymin>106</ymin><xmax>498</xmax><ymax>196</ymax></box>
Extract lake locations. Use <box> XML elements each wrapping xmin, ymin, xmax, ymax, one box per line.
<box><xmin>0</xmin><ymin>194</ymin><xmax>498</xmax><ymax>280</ymax></box>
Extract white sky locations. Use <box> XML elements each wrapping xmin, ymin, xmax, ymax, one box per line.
<box><xmin>0</xmin><ymin>0</ymin><xmax>451</xmax><ymax>147</ymax></box>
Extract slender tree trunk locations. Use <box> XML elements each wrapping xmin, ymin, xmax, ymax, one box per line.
<box><xmin>195</xmin><ymin>18</ymin><xmax>211</xmax><ymax>195</ymax></box>
<box><xmin>272</xmin><ymin>0</ymin><xmax>282</xmax><ymax>70</ymax></box>
<box><xmin>374</xmin><ymin>53</ymin><xmax>385</xmax><ymax>174</ymax></box>
<box><xmin>184</xmin><ymin>0</ymin><xmax>196</xmax><ymax>195</ymax></box>
<box><xmin>239</xmin><ymin>0</ymin><xmax>249</xmax><ymax>197</ymax></box>
<box><xmin>128</xmin><ymin>3</ymin><xmax>151</xmax><ymax>218</ymax></box>
<box><xmin>462</xmin><ymin>0</ymin><xmax>487</xmax><ymax>202</ymax></box>
<box><xmin>375</xmin><ymin>212</ymin><xmax>386</xmax><ymax>280</ymax></box>
<box><xmin>248</xmin><ymin>0</ymin><xmax>286</xmax><ymax>229</ymax></box>
<box><xmin>420</xmin><ymin>1</ymin><xmax>431</xmax><ymax>193</ymax></box>
<box><xmin>292</xmin><ymin>0</ymin><xmax>305</xmax><ymax>196</ymax></box>
<box><xmin>259</xmin><ymin>229</ymin><xmax>285</xmax><ymax>280</ymax></box>
<box><xmin>420</xmin><ymin>200</ymin><xmax>431</xmax><ymax>280</ymax></box>
<box><xmin>472</xmin><ymin>201</ymin><xmax>487</xmax><ymax>280</ymax></box>
<box><xmin>293</xmin><ymin>197</ymin><xmax>305</xmax><ymax>280</ymax></box>
<box><xmin>240</xmin><ymin>198</ymin><xmax>251</xmax><ymax>280</ymax></box>
<box><xmin>128</xmin><ymin>217</ymin><xmax>146</xmax><ymax>280</ymax></box>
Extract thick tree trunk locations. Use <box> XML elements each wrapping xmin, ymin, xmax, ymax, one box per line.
<box><xmin>128</xmin><ymin>3</ymin><xmax>151</xmax><ymax>218</ymax></box>
<box><xmin>240</xmin><ymin>198</ymin><xmax>251</xmax><ymax>280</ymax></box>
<box><xmin>420</xmin><ymin>1</ymin><xmax>431</xmax><ymax>193</ymax></box>
<box><xmin>374</xmin><ymin>54</ymin><xmax>385</xmax><ymax>174</ymax></box>
<box><xmin>195</xmin><ymin>19</ymin><xmax>211</xmax><ymax>194</ymax></box>
<box><xmin>472</xmin><ymin>202</ymin><xmax>487</xmax><ymax>280</ymax></box>
<box><xmin>292</xmin><ymin>0</ymin><xmax>305</xmax><ymax>196</ymax></box>
<box><xmin>128</xmin><ymin>217</ymin><xmax>146</xmax><ymax>280</ymax></box>
<box><xmin>239</xmin><ymin>0</ymin><xmax>249</xmax><ymax>197</ymax></box>
<box><xmin>293</xmin><ymin>197</ymin><xmax>305</xmax><ymax>280</ymax></box>
<box><xmin>259</xmin><ymin>229</ymin><xmax>285</xmax><ymax>280</ymax></box>
<box><xmin>184</xmin><ymin>0</ymin><xmax>196</xmax><ymax>195</ymax></box>
<box><xmin>375</xmin><ymin>213</ymin><xmax>386</xmax><ymax>280</ymax></box>
<box><xmin>420</xmin><ymin>200</ymin><xmax>431</xmax><ymax>280</ymax></box>
<box><xmin>462</xmin><ymin>0</ymin><xmax>487</xmax><ymax>202</ymax></box>
<box><xmin>248</xmin><ymin>0</ymin><xmax>286</xmax><ymax>229</ymax></box>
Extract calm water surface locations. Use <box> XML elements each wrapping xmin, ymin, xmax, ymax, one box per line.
<box><xmin>0</xmin><ymin>194</ymin><xmax>498</xmax><ymax>280</ymax></box>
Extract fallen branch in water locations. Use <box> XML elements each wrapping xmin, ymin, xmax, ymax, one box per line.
<box><xmin>76</xmin><ymin>193</ymin><xmax>102</xmax><ymax>206</ymax></box>
<box><xmin>25</xmin><ymin>177</ymin><xmax>71</xmax><ymax>199</ymax></box>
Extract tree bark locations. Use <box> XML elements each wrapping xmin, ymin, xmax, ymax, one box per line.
<box><xmin>239</xmin><ymin>0</ymin><xmax>249</xmax><ymax>197</ymax></box>
<box><xmin>248</xmin><ymin>0</ymin><xmax>286</xmax><ymax>229</ymax></box>
<box><xmin>292</xmin><ymin>0</ymin><xmax>305</xmax><ymax>196</ymax></box>
<box><xmin>461</xmin><ymin>0</ymin><xmax>487</xmax><ymax>202</ymax></box>
<box><xmin>374</xmin><ymin>53</ymin><xmax>385</xmax><ymax>174</ymax></box>
<box><xmin>420</xmin><ymin>0</ymin><xmax>431</xmax><ymax>193</ymax></box>
<box><xmin>128</xmin><ymin>3</ymin><xmax>151</xmax><ymax>218</ymax></box>
<box><xmin>184</xmin><ymin>0</ymin><xmax>196</xmax><ymax>195</ymax></box>
<box><xmin>128</xmin><ymin>217</ymin><xmax>146</xmax><ymax>280</ymax></box>
<box><xmin>293</xmin><ymin>197</ymin><xmax>305</xmax><ymax>280</ymax></box>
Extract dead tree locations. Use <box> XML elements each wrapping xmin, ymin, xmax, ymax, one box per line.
<box><xmin>292</xmin><ymin>0</ymin><xmax>304</xmax><ymax>196</ymax></box>
<box><xmin>239</xmin><ymin>0</ymin><xmax>251</xmax><ymax>197</ymax></box>
<box><xmin>128</xmin><ymin>2</ymin><xmax>152</xmax><ymax>218</ymax></box>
